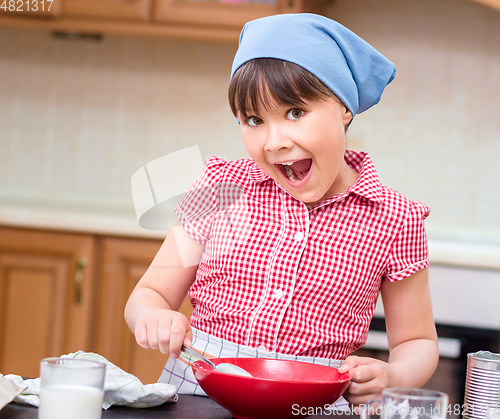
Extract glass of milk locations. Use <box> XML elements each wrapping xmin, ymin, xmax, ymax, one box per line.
<box><xmin>38</xmin><ymin>358</ymin><xmax>106</xmax><ymax>419</ymax></box>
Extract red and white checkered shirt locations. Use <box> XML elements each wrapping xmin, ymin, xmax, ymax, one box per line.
<box><xmin>175</xmin><ymin>150</ymin><xmax>430</xmax><ymax>360</ymax></box>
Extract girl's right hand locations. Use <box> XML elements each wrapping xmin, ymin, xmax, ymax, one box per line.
<box><xmin>134</xmin><ymin>309</ymin><xmax>192</xmax><ymax>358</ymax></box>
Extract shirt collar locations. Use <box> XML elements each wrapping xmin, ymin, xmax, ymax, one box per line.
<box><xmin>343</xmin><ymin>150</ymin><xmax>385</xmax><ymax>204</ymax></box>
<box><xmin>248</xmin><ymin>150</ymin><xmax>385</xmax><ymax>205</ymax></box>
<box><xmin>249</xmin><ymin>161</ymin><xmax>271</xmax><ymax>183</ymax></box>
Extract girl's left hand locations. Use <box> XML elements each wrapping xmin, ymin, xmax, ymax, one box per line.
<box><xmin>337</xmin><ymin>355</ymin><xmax>398</xmax><ymax>406</ymax></box>
<box><xmin>338</xmin><ymin>268</ymin><xmax>439</xmax><ymax>409</ymax></box>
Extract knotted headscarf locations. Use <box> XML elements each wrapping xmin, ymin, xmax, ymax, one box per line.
<box><xmin>230</xmin><ymin>13</ymin><xmax>396</xmax><ymax>116</ymax></box>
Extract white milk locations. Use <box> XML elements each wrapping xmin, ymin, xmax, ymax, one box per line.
<box><xmin>39</xmin><ymin>384</ymin><xmax>103</xmax><ymax>419</ymax></box>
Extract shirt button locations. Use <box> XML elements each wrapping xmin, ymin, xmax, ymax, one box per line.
<box><xmin>274</xmin><ymin>289</ymin><xmax>284</xmax><ymax>299</ymax></box>
<box><xmin>294</xmin><ymin>232</ymin><xmax>304</xmax><ymax>242</ymax></box>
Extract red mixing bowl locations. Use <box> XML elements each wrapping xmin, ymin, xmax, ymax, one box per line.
<box><xmin>191</xmin><ymin>357</ymin><xmax>351</xmax><ymax>419</ymax></box>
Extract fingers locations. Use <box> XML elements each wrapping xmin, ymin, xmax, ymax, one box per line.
<box><xmin>135</xmin><ymin>319</ymin><xmax>162</xmax><ymax>351</ymax></box>
<box><xmin>338</xmin><ymin>355</ymin><xmax>377</xmax><ymax>373</ymax></box>
<box><xmin>342</xmin><ymin>359</ymin><xmax>393</xmax><ymax>406</ymax></box>
<box><xmin>346</xmin><ymin>387</ymin><xmax>383</xmax><ymax>407</ymax></box>
<box><xmin>168</xmin><ymin>316</ymin><xmax>190</xmax><ymax>358</ymax></box>
<box><xmin>135</xmin><ymin>321</ymin><xmax>150</xmax><ymax>349</ymax></box>
<box><xmin>346</xmin><ymin>377</ymin><xmax>381</xmax><ymax>404</ymax></box>
<box><xmin>184</xmin><ymin>328</ymin><xmax>193</xmax><ymax>347</ymax></box>
<box><xmin>158</xmin><ymin>317</ymin><xmax>173</xmax><ymax>354</ymax></box>
<box><xmin>134</xmin><ymin>310</ymin><xmax>190</xmax><ymax>357</ymax></box>
<box><xmin>348</xmin><ymin>363</ymin><xmax>382</xmax><ymax>384</ymax></box>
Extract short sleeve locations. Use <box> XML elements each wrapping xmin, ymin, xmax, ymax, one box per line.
<box><xmin>383</xmin><ymin>200</ymin><xmax>431</xmax><ymax>282</ymax></box>
<box><xmin>174</xmin><ymin>156</ymin><xmax>226</xmax><ymax>246</ymax></box>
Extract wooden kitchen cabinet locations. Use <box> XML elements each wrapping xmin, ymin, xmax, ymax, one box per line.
<box><xmin>0</xmin><ymin>227</ymin><xmax>96</xmax><ymax>377</ymax></box>
<box><xmin>0</xmin><ymin>0</ymin><xmax>328</xmax><ymax>43</ymax></box>
<box><xmin>94</xmin><ymin>236</ymin><xmax>193</xmax><ymax>384</ymax></box>
<box><xmin>62</xmin><ymin>0</ymin><xmax>153</xmax><ymax>22</ymax></box>
<box><xmin>0</xmin><ymin>226</ymin><xmax>193</xmax><ymax>383</ymax></box>
<box><xmin>0</xmin><ymin>0</ymin><xmax>62</xmax><ymax>17</ymax></box>
<box><xmin>154</xmin><ymin>0</ymin><xmax>328</xmax><ymax>29</ymax></box>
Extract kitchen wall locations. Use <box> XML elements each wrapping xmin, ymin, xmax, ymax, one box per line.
<box><xmin>0</xmin><ymin>28</ymin><xmax>242</xmax><ymax>230</ymax></box>
<box><xmin>335</xmin><ymin>0</ymin><xmax>500</xmax><ymax>247</ymax></box>
<box><xmin>1</xmin><ymin>0</ymin><xmax>500</xmax><ymax>248</ymax></box>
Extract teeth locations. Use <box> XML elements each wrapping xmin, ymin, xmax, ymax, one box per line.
<box><xmin>283</xmin><ymin>165</ymin><xmax>299</xmax><ymax>182</ymax></box>
<box><xmin>278</xmin><ymin>161</ymin><xmax>297</xmax><ymax>166</ymax></box>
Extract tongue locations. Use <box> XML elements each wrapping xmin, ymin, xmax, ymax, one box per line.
<box><xmin>290</xmin><ymin>159</ymin><xmax>312</xmax><ymax>175</ymax></box>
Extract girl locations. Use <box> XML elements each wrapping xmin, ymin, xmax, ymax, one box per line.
<box><xmin>125</xmin><ymin>13</ymin><xmax>439</xmax><ymax>406</ymax></box>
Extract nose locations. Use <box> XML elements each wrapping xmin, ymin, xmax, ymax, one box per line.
<box><xmin>263</xmin><ymin>123</ymin><xmax>293</xmax><ymax>153</ymax></box>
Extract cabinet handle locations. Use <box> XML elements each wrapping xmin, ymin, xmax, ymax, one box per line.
<box><xmin>74</xmin><ymin>257</ymin><xmax>87</xmax><ymax>304</ymax></box>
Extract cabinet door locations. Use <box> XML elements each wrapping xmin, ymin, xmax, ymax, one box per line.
<box><xmin>61</xmin><ymin>0</ymin><xmax>152</xmax><ymax>21</ymax></box>
<box><xmin>0</xmin><ymin>227</ymin><xmax>95</xmax><ymax>377</ymax></box>
<box><xmin>95</xmin><ymin>236</ymin><xmax>193</xmax><ymax>384</ymax></box>
<box><xmin>0</xmin><ymin>0</ymin><xmax>61</xmax><ymax>17</ymax></box>
<box><xmin>154</xmin><ymin>0</ymin><xmax>327</xmax><ymax>28</ymax></box>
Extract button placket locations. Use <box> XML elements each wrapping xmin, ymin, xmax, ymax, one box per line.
<box><xmin>244</xmin><ymin>222</ymin><xmax>286</xmax><ymax>347</ymax></box>
<box><xmin>271</xmin><ymin>204</ymin><xmax>310</xmax><ymax>352</ymax></box>
<box><xmin>294</xmin><ymin>231</ymin><xmax>304</xmax><ymax>242</ymax></box>
<box><xmin>268</xmin><ymin>201</ymin><xmax>310</xmax><ymax>352</ymax></box>
<box><xmin>245</xmin><ymin>193</ymin><xmax>309</xmax><ymax>351</ymax></box>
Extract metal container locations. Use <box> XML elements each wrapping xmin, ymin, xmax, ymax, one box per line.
<box><xmin>464</xmin><ymin>351</ymin><xmax>500</xmax><ymax>419</ymax></box>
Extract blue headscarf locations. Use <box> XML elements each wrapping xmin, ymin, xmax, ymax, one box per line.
<box><xmin>231</xmin><ymin>13</ymin><xmax>396</xmax><ymax>116</ymax></box>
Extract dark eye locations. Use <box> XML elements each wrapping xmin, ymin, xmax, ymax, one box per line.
<box><xmin>248</xmin><ymin>116</ymin><xmax>264</xmax><ymax>126</ymax></box>
<box><xmin>287</xmin><ymin>109</ymin><xmax>304</xmax><ymax>120</ymax></box>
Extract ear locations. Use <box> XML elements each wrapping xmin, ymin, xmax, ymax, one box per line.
<box><xmin>342</xmin><ymin>106</ymin><xmax>353</xmax><ymax>127</ymax></box>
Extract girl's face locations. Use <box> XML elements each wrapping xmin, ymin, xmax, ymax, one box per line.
<box><xmin>239</xmin><ymin>96</ymin><xmax>356</xmax><ymax>207</ymax></box>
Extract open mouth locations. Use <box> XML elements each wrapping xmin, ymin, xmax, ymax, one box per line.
<box><xmin>276</xmin><ymin>159</ymin><xmax>312</xmax><ymax>183</ymax></box>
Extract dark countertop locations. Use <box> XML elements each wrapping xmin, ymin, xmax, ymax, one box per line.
<box><xmin>1</xmin><ymin>395</ymin><xmax>230</xmax><ymax>419</ymax></box>
<box><xmin>0</xmin><ymin>395</ymin><xmax>357</xmax><ymax>419</ymax></box>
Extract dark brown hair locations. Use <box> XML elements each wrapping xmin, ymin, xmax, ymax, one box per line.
<box><xmin>228</xmin><ymin>58</ymin><xmax>339</xmax><ymax>119</ymax></box>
